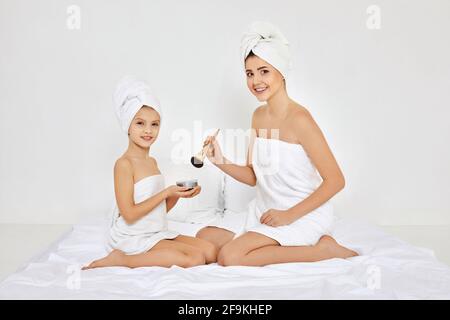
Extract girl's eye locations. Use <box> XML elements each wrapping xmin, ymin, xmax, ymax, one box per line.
<box><xmin>246</xmin><ymin>72</ymin><xmax>253</xmax><ymax>77</ymax></box>
<box><xmin>261</xmin><ymin>69</ymin><xmax>269</xmax><ymax>74</ymax></box>
<box><xmin>137</xmin><ymin>122</ymin><xmax>144</xmax><ymax>125</ymax></box>
<box><xmin>152</xmin><ymin>123</ymin><xmax>159</xmax><ymax>127</ymax></box>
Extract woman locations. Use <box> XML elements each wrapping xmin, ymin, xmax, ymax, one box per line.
<box><xmin>196</xmin><ymin>22</ymin><xmax>358</xmax><ymax>266</ymax></box>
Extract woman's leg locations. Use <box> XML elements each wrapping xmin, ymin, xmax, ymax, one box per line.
<box><xmin>218</xmin><ymin>232</ymin><xmax>358</xmax><ymax>267</ymax></box>
<box><xmin>196</xmin><ymin>226</ymin><xmax>235</xmax><ymax>253</ymax></box>
<box><xmin>82</xmin><ymin>239</ymin><xmax>206</xmax><ymax>269</ymax></box>
<box><xmin>171</xmin><ymin>235</ymin><xmax>218</xmax><ymax>263</ymax></box>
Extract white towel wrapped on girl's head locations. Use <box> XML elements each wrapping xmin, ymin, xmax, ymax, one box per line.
<box><xmin>113</xmin><ymin>76</ymin><xmax>162</xmax><ymax>133</ymax></box>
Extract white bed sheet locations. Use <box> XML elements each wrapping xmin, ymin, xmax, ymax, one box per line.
<box><xmin>1</xmin><ymin>217</ymin><xmax>450</xmax><ymax>299</ymax></box>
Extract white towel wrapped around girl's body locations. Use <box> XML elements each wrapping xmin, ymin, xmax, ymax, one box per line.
<box><xmin>107</xmin><ymin>174</ymin><xmax>179</xmax><ymax>255</ymax></box>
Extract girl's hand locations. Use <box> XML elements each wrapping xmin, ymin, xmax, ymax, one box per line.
<box><xmin>179</xmin><ymin>185</ymin><xmax>201</xmax><ymax>198</ymax></box>
<box><xmin>204</xmin><ymin>136</ymin><xmax>224</xmax><ymax>165</ymax></box>
<box><xmin>260</xmin><ymin>209</ymin><xmax>296</xmax><ymax>227</ymax></box>
<box><xmin>166</xmin><ymin>185</ymin><xmax>202</xmax><ymax>198</ymax></box>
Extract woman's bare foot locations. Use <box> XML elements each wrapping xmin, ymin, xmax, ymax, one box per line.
<box><xmin>317</xmin><ymin>235</ymin><xmax>358</xmax><ymax>260</ymax></box>
<box><xmin>82</xmin><ymin>250</ymin><xmax>126</xmax><ymax>270</ymax></box>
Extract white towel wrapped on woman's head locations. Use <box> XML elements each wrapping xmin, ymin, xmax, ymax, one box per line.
<box><xmin>113</xmin><ymin>76</ymin><xmax>162</xmax><ymax>133</ymax></box>
<box><xmin>240</xmin><ymin>21</ymin><xmax>292</xmax><ymax>79</ymax></box>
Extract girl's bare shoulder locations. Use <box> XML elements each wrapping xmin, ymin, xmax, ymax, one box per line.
<box><xmin>114</xmin><ymin>156</ymin><xmax>134</xmax><ymax>175</ymax></box>
<box><xmin>148</xmin><ymin>156</ymin><xmax>160</xmax><ymax>170</ymax></box>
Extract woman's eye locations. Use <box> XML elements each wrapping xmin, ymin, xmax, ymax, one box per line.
<box><xmin>137</xmin><ymin>122</ymin><xmax>143</xmax><ymax>125</ymax></box>
<box><xmin>246</xmin><ymin>73</ymin><xmax>253</xmax><ymax>77</ymax></box>
<box><xmin>152</xmin><ymin>123</ymin><xmax>159</xmax><ymax>127</ymax></box>
<box><xmin>261</xmin><ymin>69</ymin><xmax>269</xmax><ymax>74</ymax></box>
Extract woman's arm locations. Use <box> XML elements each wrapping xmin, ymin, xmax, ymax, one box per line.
<box><xmin>114</xmin><ymin>159</ymin><xmax>197</xmax><ymax>224</ymax></box>
<box><xmin>213</xmin><ymin>156</ymin><xmax>257</xmax><ymax>186</ymax></box>
<box><xmin>260</xmin><ymin>110</ymin><xmax>345</xmax><ymax>226</ymax></box>
<box><xmin>206</xmin><ymin>113</ymin><xmax>258</xmax><ymax>186</ymax></box>
<box><xmin>289</xmin><ymin>110</ymin><xmax>345</xmax><ymax>219</ymax></box>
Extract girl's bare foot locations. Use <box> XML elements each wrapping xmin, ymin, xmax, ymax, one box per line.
<box><xmin>317</xmin><ymin>235</ymin><xmax>358</xmax><ymax>260</ymax></box>
<box><xmin>82</xmin><ymin>250</ymin><xmax>126</xmax><ymax>270</ymax></box>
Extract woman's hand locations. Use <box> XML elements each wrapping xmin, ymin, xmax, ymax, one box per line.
<box><xmin>260</xmin><ymin>209</ymin><xmax>296</xmax><ymax>227</ymax></box>
<box><xmin>204</xmin><ymin>135</ymin><xmax>224</xmax><ymax>165</ymax></box>
<box><xmin>166</xmin><ymin>185</ymin><xmax>202</xmax><ymax>199</ymax></box>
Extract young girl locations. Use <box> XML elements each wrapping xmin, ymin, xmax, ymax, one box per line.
<box><xmin>83</xmin><ymin>76</ymin><xmax>216</xmax><ymax>269</ymax></box>
<box><xmin>196</xmin><ymin>22</ymin><xmax>358</xmax><ymax>266</ymax></box>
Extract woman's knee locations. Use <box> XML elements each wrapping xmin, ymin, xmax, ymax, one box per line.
<box><xmin>201</xmin><ymin>240</ymin><xmax>218</xmax><ymax>264</ymax></box>
<box><xmin>195</xmin><ymin>227</ymin><xmax>216</xmax><ymax>241</ymax></box>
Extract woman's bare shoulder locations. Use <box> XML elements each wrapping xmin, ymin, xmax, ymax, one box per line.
<box><xmin>290</xmin><ymin>101</ymin><xmax>311</xmax><ymax>116</ymax></box>
<box><xmin>251</xmin><ymin>104</ymin><xmax>267</xmax><ymax>126</ymax></box>
<box><xmin>290</xmin><ymin>104</ymin><xmax>327</xmax><ymax>147</ymax></box>
<box><xmin>253</xmin><ymin>104</ymin><xmax>267</xmax><ymax>116</ymax></box>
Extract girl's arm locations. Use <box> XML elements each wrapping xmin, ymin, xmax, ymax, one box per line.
<box><xmin>166</xmin><ymin>186</ymin><xmax>201</xmax><ymax>213</ymax></box>
<box><xmin>114</xmin><ymin>159</ymin><xmax>195</xmax><ymax>224</ymax></box>
<box><xmin>166</xmin><ymin>195</ymin><xmax>179</xmax><ymax>213</ymax></box>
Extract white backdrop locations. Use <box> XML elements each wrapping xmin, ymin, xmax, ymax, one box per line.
<box><xmin>1</xmin><ymin>0</ymin><xmax>449</xmax><ymax>225</ymax></box>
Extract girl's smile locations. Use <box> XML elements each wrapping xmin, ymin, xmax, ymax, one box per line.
<box><xmin>128</xmin><ymin>106</ymin><xmax>161</xmax><ymax>150</ymax></box>
<box><xmin>141</xmin><ymin>136</ymin><xmax>153</xmax><ymax>142</ymax></box>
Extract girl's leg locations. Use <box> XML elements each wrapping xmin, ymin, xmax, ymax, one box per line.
<box><xmin>195</xmin><ymin>227</ymin><xmax>235</xmax><ymax>253</ymax></box>
<box><xmin>82</xmin><ymin>239</ymin><xmax>206</xmax><ymax>270</ymax></box>
<box><xmin>171</xmin><ymin>235</ymin><xmax>218</xmax><ymax>263</ymax></box>
<box><xmin>218</xmin><ymin>232</ymin><xmax>358</xmax><ymax>267</ymax></box>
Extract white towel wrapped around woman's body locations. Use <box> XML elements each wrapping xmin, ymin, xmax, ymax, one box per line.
<box><xmin>107</xmin><ymin>174</ymin><xmax>179</xmax><ymax>255</ymax></box>
<box><xmin>209</xmin><ymin>137</ymin><xmax>336</xmax><ymax>246</ymax></box>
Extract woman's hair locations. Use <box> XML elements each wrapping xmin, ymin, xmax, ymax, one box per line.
<box><xmin>245</xmin><ymin>50</ymin><xmax>256</xmax><ymax>61</ymax></box>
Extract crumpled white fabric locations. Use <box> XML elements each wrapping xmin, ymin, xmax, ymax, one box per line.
<box><xmin>1</xmin><ymin>218</ymin><xmax>450</xmax><ymax>299</ymax></box>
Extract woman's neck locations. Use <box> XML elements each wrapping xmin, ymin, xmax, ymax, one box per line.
<box><xmin>266</xmin><ymin>86</ymin><xmax>292</xmax><ymax>119</ymax></box>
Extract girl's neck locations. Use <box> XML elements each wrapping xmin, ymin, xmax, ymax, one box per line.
<box><xmin>266</xmin><ymin>85</ymin><xmax>292</xmax><ymax>119</ymax></box>
<box><xmin>126</xmin><ymin>141</ymin><xmax>151</xmax><ymax>159</ymax></box>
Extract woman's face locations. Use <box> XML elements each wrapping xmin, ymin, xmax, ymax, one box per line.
<box><xmin>245</xmin><ymin>55</ymin><xmax>285</xmax><ymax>102</ymax></box>
<box><xmin>128</xmin><ymin>106</ymin><xmax>160</xmax><ymax>147</ymax></box>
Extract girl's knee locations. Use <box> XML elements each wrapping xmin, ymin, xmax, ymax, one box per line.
<box><xmin>184</xmin><ymin>250</ymin><xmax>206</xmax><ymax>267</ymax></box>
<box><xmin>217</xmin><ymin>244</ymin><xmax>242</xmax><ymax>266</ymax></box>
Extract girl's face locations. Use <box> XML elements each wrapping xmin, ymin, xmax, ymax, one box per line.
<box><xmin>245</xmin><ymin>55</ymin><xmax>285</xmax><ymax>102</ymax></box>
<box><xmin>128</xmin><ymin>106</ymin><xmax>161</xmax><ymax>147</ymax></box>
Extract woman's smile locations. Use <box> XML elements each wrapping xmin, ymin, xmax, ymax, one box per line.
<box><xmin>254</xmin><ymin>86</ymin><xmax>268</xmax><ymax>94</ymax></box>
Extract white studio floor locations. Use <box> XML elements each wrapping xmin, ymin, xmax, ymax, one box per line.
<box><xmin>0</xmin><ymin>220</ymin><xmax>449</xmax><ymax>299</ymax></box>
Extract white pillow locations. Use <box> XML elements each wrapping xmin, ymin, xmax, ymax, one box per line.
<box><xmin>223</xmin><ymin>174</ymin><xmax>255</xmax><ymax>216</ymax></box>
<box><xmin>159</xmin><ymin>159</ymin><xmax>224</xmax><ymax>223</ymax></box>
